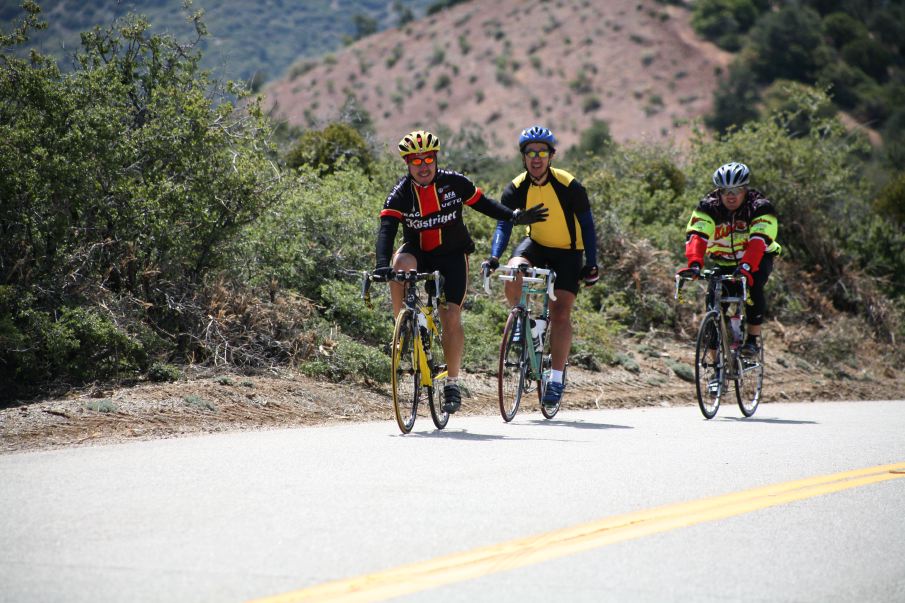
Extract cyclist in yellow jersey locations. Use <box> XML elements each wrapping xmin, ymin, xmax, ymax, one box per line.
<box><xmin>485</xmin><ymin>126</ymin><xmax>599</xmax><ymax>408</ymax></box>
<box><xmin>678</xmin><ymin>162</ymin><xmax>781</xmax><ymax>358</ymax></box>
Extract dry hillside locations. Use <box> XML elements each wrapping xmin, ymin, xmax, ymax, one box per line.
<box><xmin>263</xmin><ymin>0</ymin><xmax>732</xmax><ymax>154</ymax></box>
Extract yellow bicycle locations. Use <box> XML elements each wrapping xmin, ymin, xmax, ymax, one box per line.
<box><xmin>363</xmin><ymin>269</ymin><xmax>449</xmax><ymax>434</ymax></box>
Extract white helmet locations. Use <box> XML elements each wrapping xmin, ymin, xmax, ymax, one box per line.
<box><xmin>712</xmin><ymin>162</ymin><xmax>750</xmax><ymax>188</ymax></box>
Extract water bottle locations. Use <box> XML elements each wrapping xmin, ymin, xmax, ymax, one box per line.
<box><xmin>531</xmin><ymin>318</ymin><xmax>546</xmax><ymax>353</ymax></box>
<box><xmin>417</xmin><ymin>312</ymin><xmax>430</xmax><ymax>349</ymax></box>
<box><xmin>730</xmin><ymin>315</ymin><xmax>742</xmax><ymax>344</ymax></box>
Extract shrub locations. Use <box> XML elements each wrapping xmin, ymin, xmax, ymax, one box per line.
<box><xmin>148</xmin><ymin>363</ymin><xmax>181</xmax><ymax>383</ymax></box>
<box><xmin>285</xmin><ymin>123</ymin><xmax>372</xmax><ymax>174</ymax></box>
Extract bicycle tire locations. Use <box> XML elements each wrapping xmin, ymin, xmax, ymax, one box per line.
<box><xmin>391</xmin><ymin>310</ymin><xmax>420</xmax><ymax>434</ymax></box>
<box><xmin>735</xmin><ymin>336</ymin><xmax>764</xmax><ymax>417</ymax></box>
<box><xmin>498</xmin><ymin>308</ymin><xmax>528</xmax><ymax>422</ymax></box>
<box><xmin>427</xmin><ymin>328</ymin><xmax>449</xmax><ymax>429</ymax></box>
<box><xmin>539</xmin><ymin>354</ymin><xmax>564</xmax><ymax>420</ymax></box>
<box><xmin>694</xmin><ymin>312</ymin><xmax>725</xmax><ymax>420</ymax></box>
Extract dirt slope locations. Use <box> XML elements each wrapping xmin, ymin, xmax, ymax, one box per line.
<box><xmin>263</xmin><ymin>0</ymin><xmax>732</xmax><ymax>153</ymax></box>
<box><xmin>3</xmin><ymin>325</ymin><xmax>902</xmax><ymax>454</ymax></box>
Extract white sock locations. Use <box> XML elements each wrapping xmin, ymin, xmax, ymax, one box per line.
<box><xmin>447</xmin><ymin>376</ymin><xmax>458</xmax><ymax>384</ymax></box>
<box><xmin>551</xmin><ymin>370</ymin><xmax>564</xmax><ymax>384</ymax></box>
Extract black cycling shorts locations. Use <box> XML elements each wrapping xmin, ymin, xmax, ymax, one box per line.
<box><xmin>511</xmin><ymin>237</ymin><xmax>583</xmax><ymax>295</ymax></box>
<box><xmin>395</xmin><ymin>242</ymin><xmax>469</xmax><ymax>306</ymax></box>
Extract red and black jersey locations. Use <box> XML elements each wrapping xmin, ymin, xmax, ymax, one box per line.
<box><xmin>376</xmin><ymin>169</ymin><xmax>511</xmax><ymax>266</ymax></box>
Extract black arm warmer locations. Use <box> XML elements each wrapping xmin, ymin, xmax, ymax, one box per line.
<box><xmin>375</xmin><ymin>217</ymin><xmax>399</xmax><ymax>267</ymax></box>
<box><xmin>469</xmin><ymin>194</ymin><xmax>516</xmax><ymax>222</ymax></box>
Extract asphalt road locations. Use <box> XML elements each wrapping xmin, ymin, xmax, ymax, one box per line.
<box><xmin>2</xmin><ymin>400</ymin><xmax>904</xmax><ymax>603</ymax></box>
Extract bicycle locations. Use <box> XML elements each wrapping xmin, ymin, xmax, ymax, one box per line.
<box><xmin>483</xmin><ymin>263</ymin><xmax>562</xmax><ymax>421</ymax></box>
<box><xmin>675</xmin><ymin>268</ymin><xmax>764</xmax><ymax>419</ymax></box>
<box><xmin>362</xmin><ymin>269</ymin><xmax>449</xmax><ymax>434</ymax></box>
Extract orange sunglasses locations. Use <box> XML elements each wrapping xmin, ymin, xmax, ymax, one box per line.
<box><xmin>408</xmin><ymin>155</ymin><xmax>436</xmax><ymax>166</ymax></box>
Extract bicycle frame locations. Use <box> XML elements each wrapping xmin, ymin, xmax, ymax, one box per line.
<box><xmin>362</xmin><ymin>269</ymin><xmax>449</xmax><ymax>432</ymax></box>
<box><xmin>484</xmin><ymin>264</ymin><xmax>557</xmax><ymax>380</ymax></box>
<box><xmin>676</xmin><ymin>268</ymin><xmax>762</xmax><ymax>418</ymax></box>
<box><xmin>676</xmin><ymin>269</ymin><xmax>748</xmax><ymax>368</ymax></box>
<box><xmin>394</xmin><ymin>270</ymin><xmax>447</xmax><ymax>387</ymax></box>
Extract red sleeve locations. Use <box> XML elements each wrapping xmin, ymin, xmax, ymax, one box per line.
<box><xmin>741</xmin><ymin>237</ymin><xmax>767</xmax><ymax>271</ymax></box>
<box><xmin>685</xmin><ymin>234</ymin><xmax>707</xmax><ymax>268</ymax></box>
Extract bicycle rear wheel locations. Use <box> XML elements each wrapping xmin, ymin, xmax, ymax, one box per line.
<box><xmin>427</xmin><ymin>330</ymin><xmax>449</xmax><ymax>430</ymax></box>
<box><xmin>735</xmin><ymin>337</ymin><xmax>764</xmax><ymax>417</ymax></box>
<box><xmin>391</xmin><ymin>310</ymin><xmax>420</xmax><ymax>434</ymax></box>
<box><xmin>694</xmin><ymin>312</ymin><xmax>725</xmax><ymax>419</ymax></box>
<box><xmin>498</xmin><ymin>308</ymin><xmax>528</xmax><ymax>422</ymax></box>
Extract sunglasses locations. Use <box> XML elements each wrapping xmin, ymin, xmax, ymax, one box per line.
<box><xmin>408</xmin><ymin>155</ymin><xmax>436</xmax><ymax>166</ymax></box>
<box><xmin>719</xmin><ymin>186</ymin><xmax>746</xmax><ymax>195</ymax></box>
<box><xmin>524</xmin><ymin>150</ymin><xmax>551</xmax><ymax>158</ymax></box>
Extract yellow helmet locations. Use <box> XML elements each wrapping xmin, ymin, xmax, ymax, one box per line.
<box><xmin>398</xmin><ymin>130</ymin><xmax>440</xmax><ymax>158</ymax></box>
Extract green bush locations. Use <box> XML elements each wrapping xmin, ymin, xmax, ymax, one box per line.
<box><xmin>301</xmin><ymin>335</ymin><xmax>390</xmax><ymax>383</ymax></box>
<box><xmin>148</xmin><ymin>362</ymin><xmax>181</xmax><ymax>383</ymax></box>
<box><xmin>285</xmin><ymin>122</ymin><xmax>372</xmax><ymax>174</ymax></box>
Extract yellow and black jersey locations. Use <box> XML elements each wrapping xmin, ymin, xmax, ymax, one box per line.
<box><xmin>499</xmin><ymin>167</ymin><xmax>591</xmax><ymax>250</ymax></box>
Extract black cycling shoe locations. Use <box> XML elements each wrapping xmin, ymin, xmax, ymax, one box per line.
<box><xmin>740</xmin><ymin>340</ymin><xmax>760</xmax><ymax>358</ymax></box>
<box><xmin>442</xmin><ymin>383</ymin><xmax>462</xmax><ymax>413</ymax></box>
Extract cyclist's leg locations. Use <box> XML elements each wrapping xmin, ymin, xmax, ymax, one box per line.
<box><xmin>745</xmin><ymin>254</ymin><xmax>773</xmax><ymax>339</ymax></box>
<box><xmin>546</xmin><ymin>248</ymin><xmax>582</xmax><ymax>373</ymax></box>
<box><xmin>431</xmin><ymin>253</ymin><xmax>468</xmax><ymax>412</ymax></box>
<box><xmin>548</xmin><ymin>291</ymin><xmax>575</xmax><ymax>372</ymax></box>
<box><xmin>390</xmin><ymin>243</ymin><xmax>419</xmax><ymax>317</ymax></box>
<box><xmin>432</xmin><ymin>252</ymin><xmax>468</xmax><ymax>381</ymax></box>
<box><xmin>505</xmin><ymin>237</ymin><xmax>536</xmax><ymax>307</ymax></box>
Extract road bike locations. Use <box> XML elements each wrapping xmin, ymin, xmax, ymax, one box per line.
<box><xmin>483</xmin><ymin>263</ymin><xmax>562</xmax><ymax>421</ymax></box>
<box><xmin>362</xmin><ymin>270</ymin><xmax>449</xmax><ymax>434</ymax></box>
<box><xmin>675</xmin><ymin>268</ymin><xmax>764</xmax><ymax>419</ymax></box>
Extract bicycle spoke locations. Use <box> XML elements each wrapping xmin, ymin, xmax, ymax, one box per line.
<box><xmin>735</xmin><ymin>339</ymin><xmax>764</xmax><ymax>417</ymax></box>
<box><xmin>498</xmin><ymin>309</ymin><xmax>527</xmax><ymax>422</ymax></box>
<box><xmin>695</xmin><ymin>312</ymin><xmax>723</xmax><ymax>419</ymax></box>
<box><xmin>392</xmin><ymin>311</ymin><xmax>420</xmax><ymax>434</ymax></box>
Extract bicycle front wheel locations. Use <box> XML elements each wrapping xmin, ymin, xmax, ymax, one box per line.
<box><xmin>391</xmin><ymin>310</ymin><xmax>421</xmax><ymax>434</ymax></box>
<box><xmin>539</xmin><ymin>355</ymin><xmax>564</xmax><ymax>420</ymax></box>
<box><xmin>694</xmin><ymin>312</ymin><xmax>725</xmax><ymax>420</ymax></box>
<box><xmin>427</xmin><ymin>329</ymin><xmax>449</xmax><ymax>430</ymax></box>
<box><xmin>498</xmin><ymin>308</ymin><xmax>528</xmax><ymax>422</ymax></box>
<box><xmin>735</xmin><ymin>337</ymin><xmax>764</xmax><ymax>417</ymax></box>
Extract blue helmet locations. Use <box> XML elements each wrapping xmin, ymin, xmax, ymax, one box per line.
<box><xmin>712</xmin><ymin>162</ymin><xmax>750</xmax><ymax>188</ymax></box>
<box><xmin>518</xmin><ymin>125</ymin><xmax>556</xmax><ymax>152</ymax></box>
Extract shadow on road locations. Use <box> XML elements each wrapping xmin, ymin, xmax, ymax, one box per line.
<box><xmin>721</xmin><ymin>417</ymin><xmax>818</xmax><ymax>425</ymax></box>
<box><xmin>526</xmin><ymin>419</ymin><xmax>634</xmax><ymax>430</ymax></box>
<box><xmin>399</xmin><ymin>429</ymin><xmax>561</xmax><ymax>442</ymax></box>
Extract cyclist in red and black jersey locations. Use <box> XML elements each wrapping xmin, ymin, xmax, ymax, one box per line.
<box><xmin>484</xmin><ymin>126</ymin><xmax>600</xmax><ymax>408</ymax></box>
<box><xmin>678</xmin><ymin>162</ymin><xmax>782</xmax><ymax>357</ymax></box>
<box><xmin>374</xmin><ymin>130</ymin><xmax>547</xmax><ymax>413</ymax></box>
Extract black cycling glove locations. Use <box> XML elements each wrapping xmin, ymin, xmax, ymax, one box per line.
<box><xmin>511</xmin><ymin>204</ymin><xmax>549</xmax><ymax>225</ymax></box>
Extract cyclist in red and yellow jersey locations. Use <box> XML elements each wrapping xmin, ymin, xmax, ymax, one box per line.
<box><xmin>485</xmin><ymin>126</ymin><xmax>599</xmax><ymax>408</ymax></box>
<box><xmin>679</xmin><ymin>162</ymin><xmax>782</xmax><ymax>357</ymax></box>
<box><xmin>374</xmin><ymin>130</ymin><xmax>547</xmax><ymax>413</ymax></box>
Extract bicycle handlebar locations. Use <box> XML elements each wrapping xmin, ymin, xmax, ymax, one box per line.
<box><xmin>361</xmin><ymin>269</ymin><xmax>443</xmax><ymax>307</ymax></box>
<box><xmin>482</xmin><ymin>263</ymin><xmax>557</xmax><ymax>301</ymax></box>
<box><xmin>674</xmin><ymin>268</ymin><xmax>748</xmax><ymax>303</ymax></box>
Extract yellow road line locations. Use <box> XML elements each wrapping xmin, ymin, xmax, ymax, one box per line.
<box><xmin>249</xmin><ymin>461</ymin><xmax>905</xmax><ymax>603</ymax></box>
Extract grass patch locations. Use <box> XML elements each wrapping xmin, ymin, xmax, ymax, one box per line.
<box><xmin>85</xmin><ymin>399</ymin><xmax>116</xmax><ymax>413</ymax></box>
<box><xmin>184</xmin><ymin>395</ymin><xmax>217</xmax><ymax>411</ymax></box>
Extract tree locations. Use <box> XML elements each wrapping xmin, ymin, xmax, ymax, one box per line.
<box><xmin>285</xmin><ymin>123</ymin><xmax>372</xmax><ymax>174</ymax></box>
<box><xmin>0</xmin><ymin>3</ymin><xmax>285</xmax><ymax>393</ymax></box>
<box><xmin>746</xmin><ymin>5</ymin><xmax>827</xmax><ymax>84</ymax></box>
<box><xmin>691</xmin><ymin>0</ymin><xmax>765</xmax><ymax>51</ymax></box>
